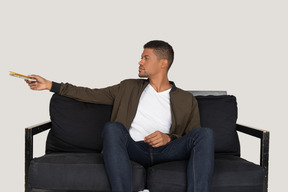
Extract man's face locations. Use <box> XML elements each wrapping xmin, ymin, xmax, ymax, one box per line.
<box><xmin>138</xmin><ymin>48</ymin><xmax>162</xmax><ymax>78</ymax></box>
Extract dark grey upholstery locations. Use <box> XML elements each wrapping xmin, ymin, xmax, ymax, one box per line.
<box><xmin>196</xmin><ymin>95</ymin><xmax>240</xmax><ymax>155</ymax></box>
<box><xmin>47</xmin><ymin>94</ymin><xmax>113</xmax><ymax>153</ymax></box>
<box><xmin>27</xmin><ymin>92</ymin><xmax>267</xmax><ymax>192</ymax></box>
<box><xmin>147</xmin><ymin>155</ymin><xmax>264</xmax><ymax>192</ymax></box>
<box><xmin>29</xmin><ymin>153</ymin><xmax>146</xmax><ymax>191</ymax></box>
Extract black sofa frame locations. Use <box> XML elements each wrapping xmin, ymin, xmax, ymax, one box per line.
<box><xmin>24</xmin><ymin>91</ymin><xmax>270</xmax><ymax>192</ymax></box>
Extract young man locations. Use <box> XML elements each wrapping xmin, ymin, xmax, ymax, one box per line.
<box><xmin>26</xmin><ymin>40</ymin><xmax>214</xmax><ymax>192</ymax></box>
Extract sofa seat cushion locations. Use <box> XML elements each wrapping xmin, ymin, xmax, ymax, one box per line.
<box><xmin>28</xmin><ymin>153</ymin><xmax>146</xmax><ymax>191</ymax></box>
<box><xmin>147</xmin><ymin>155</ymin><xmax>264</xmax><ymax>192</ymax></box>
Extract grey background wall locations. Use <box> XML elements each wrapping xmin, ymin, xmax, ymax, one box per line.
<box><xmin>1</xmin><ymin>1</ymin><xmax>287</xmax><ymax>191</ymax></box>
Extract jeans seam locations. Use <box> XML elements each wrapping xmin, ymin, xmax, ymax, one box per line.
<box><xmin>149</xmin><ymin>146</ymin><xmax>154</xmax><ymax>165</ymax></box>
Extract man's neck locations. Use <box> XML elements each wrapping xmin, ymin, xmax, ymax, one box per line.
<box><xmin>148</xmin><ymin>76</ymin><xmax>171</xmax><ymax>93</ymax></box>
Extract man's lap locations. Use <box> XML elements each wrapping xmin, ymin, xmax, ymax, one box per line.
<box><xmin>102</xmin><ymin>122</ymin><xmax>209</xmax><ymax>168</ymax></box>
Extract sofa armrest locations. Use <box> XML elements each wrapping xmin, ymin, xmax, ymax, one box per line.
<box><xmin>236</xmin><ymin>124</ymin><xmax>270</xmax><ymax>192</ymax></box>
<box><xmin>26</xmin><ymin>121</ymin><xmax>52</xmax><ymax>136</ymax></box>
<box><xmin>25</xmin><ymin>121</ymin><xmax>52</xmax><ymax>192</ymax></box>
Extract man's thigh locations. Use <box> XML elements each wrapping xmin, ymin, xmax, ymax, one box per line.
<box><xmin>152</xmin><ymin>127</ymin><xmax>214</xmax><ymax>164</ymax></box>
<box><xmin>151</xmin><ymin>132</ymin><xmax>193</xmax><ymax>164</ymax></box>
<box><xmin>127</xmin><ymin>141</ymin><xmax>152</xmax><ymax>168</ymax></box>
<box><xmin>103</xmin><ymin>122</ymin><xmax>152</xmax><ymax>167</ymax></box>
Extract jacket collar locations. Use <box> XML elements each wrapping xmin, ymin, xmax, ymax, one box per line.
<box><xmin>144</xmin><ymin>78</ymin><xmax>177</xmax><ymax>92</ymax></box>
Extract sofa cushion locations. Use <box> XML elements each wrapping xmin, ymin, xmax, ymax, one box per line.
<box><xmin>147</xmin><ymin>155</ymin><xmax>264</xmax><ymax>192</ymax></box>
<box><xmin>28</xmin><ymin>153</ymin><xmax>146</xmax><ymax>191</ymax></box>
<box><xmin>196</xmin><ymin>95</ymin><xmax>240</xmax><ymax>155</ymax></box>
<box><xmin>46</xmin><ymin>94</ymin><xmax>112</xmax><ymax>153</ymax></box>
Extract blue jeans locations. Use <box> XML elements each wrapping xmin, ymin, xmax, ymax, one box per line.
<box><xmin>102</xmin><ymin>122</ymin><xmax>214</xmax><ymax>192</ymax></box>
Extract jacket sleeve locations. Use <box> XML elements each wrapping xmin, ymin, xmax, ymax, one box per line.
<box><xmin>185</xmin><ymin>97</ymin><xmax>201</xmax><ymax>134</ymax></box>
<box><xmin>50</xmin><ymin>81</ymin><xmax>120</xmax><ymax>105</ymax></box>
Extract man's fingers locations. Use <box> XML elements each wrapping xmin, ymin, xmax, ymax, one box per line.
<box><xmin>29</xmin><ymin>74</ymin><xmax>39</xmax><ymax>79</ymax></box>
<box><xmin>24</xmin><ymin>74</ymin><xmax>50</xmax><ymax>91</ymax></box>
<box><xmin>148</xmin><ymin>138</ymin><xmax>163</xmax><ymax>147</ymax></box>
<box><xmin>145</xmin><ymin>131</ymin><xmax>167</xmax><ymax>147</ymax></box>
<box><xmin>145</xmin><ymin>131</ymin><xmax>161</xmax><ymax>139</ymax></box>
<box><xmin>146</xmin><ymin>131</ymin><xmax>158</xmax><ymax>138</ymax></box>
<box><xmin>145</xmin><ymin>132</ymin><xmax>160</xmax><ymax>143</ymax></box>
<box><xmin>27</xmin><ymin>81</ymin><xmax>38</xmax><ymax>90</ymax></box>
<box><xmin>144</xmin><ymin>131</ymin><xmax>171</xmax><ymax>148</ymax></box>
<box><xmin>145</xmin><ymin>136</ymin><xmax>160</xmax><ymax>144</ymax></box>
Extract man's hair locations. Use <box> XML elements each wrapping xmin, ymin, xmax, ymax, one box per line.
<box><xmin>144</xmin><ymin>40</ymin><xmax>174</xmax><ymax>69</ymax></box>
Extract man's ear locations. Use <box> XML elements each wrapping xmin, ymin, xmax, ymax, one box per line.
<box><xmin>161</xmin><ymin>59</ymin><xmax>169</xmax><ymax>70</ymax></box>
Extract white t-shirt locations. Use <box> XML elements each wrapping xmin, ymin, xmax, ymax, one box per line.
<box><xmin>129</xmin><ymin>84</ymin><xmax>172</xmax><ymax>141</ymax></box>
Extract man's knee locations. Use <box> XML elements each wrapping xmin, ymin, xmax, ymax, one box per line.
<box><xmin>201</xmin><ymin>127</ymin><xmax>214</xmax><ymax>139</ymax></box>
<box><xmin>102</xmin><ymin>122</ymin><xmax>126</xmax><ymax>139</ymax></box>
<box><xmin>189</xmin><ymin>127</ymin><xmax>214</xmax><ymax>144</ymax></box>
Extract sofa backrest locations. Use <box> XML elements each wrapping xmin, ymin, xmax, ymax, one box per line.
<box><xmin>46</xmin><ymin>92</ymin><xmax>240</xmax><ymax>156</ymax></box>
<box><xmin>195</xmin><ymin>95</ymin><xmax>240</xmax><ymax>156</ymax></box>
<box><xmin>46</xmin><ymin>94</ymin><xmax>112</xmax><ymax>153</ymax></box>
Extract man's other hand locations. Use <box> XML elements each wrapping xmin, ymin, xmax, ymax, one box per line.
<box><xmin>144</xmin><ymin>131</ymin><xmax>171</xmax><ymax>148</ymax></box>
<box><xmin>25</xmin><ymin>75</ymin><xmax>52</xmax><ymax>91</ymax></box>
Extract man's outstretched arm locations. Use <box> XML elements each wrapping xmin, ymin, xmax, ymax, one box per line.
<box><xmin>25</xmin><ymin>74</ymin><xmax>119</xmax><ymax>105</ymax></box>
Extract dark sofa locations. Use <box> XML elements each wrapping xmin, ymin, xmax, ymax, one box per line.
<box><xmin>25</xmin><ymin>91</ymin><xmax>269</xmax><ymax>192</ymax></box>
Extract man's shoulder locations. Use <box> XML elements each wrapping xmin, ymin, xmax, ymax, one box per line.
<box><xmin>173</xmin><ymin>86</ymin><xmax>194</xmax><ymax>96</ymax></box>
<box><xmin>120</xmin><ymin>78</ymin><xmax>148</xmax><ymax>86</ymax></box>
<box><xmin>172</xmin><ymin>86</ymin><xmax>197</xmax><ymax>101</ymax></box>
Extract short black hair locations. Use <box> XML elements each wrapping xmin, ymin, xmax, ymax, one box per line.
<box><xmin>144</xmin><ymin>40</ymin><xmax>174</xmax><ymax>69</ymax></box>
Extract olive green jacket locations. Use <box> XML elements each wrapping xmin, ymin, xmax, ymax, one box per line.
<box><xmin>51</xmin><ymin>79</ymin><xmax>201</xmax><ymax>139</ymax></box>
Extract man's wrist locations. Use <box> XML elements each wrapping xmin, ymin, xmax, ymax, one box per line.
<box><xmin>47</xmin><ymin>80</ymin><xmax>52</xmax><ymax>90</ymax></box>
<box><xmin>168</xmin><ymin>134</ymin><xmax>177</xmax><ymax>141</ymax></box>
<box><xmin>166</xmin><ymin>134</ymin><xmax>171</xmax><ymax>143</ymax></box>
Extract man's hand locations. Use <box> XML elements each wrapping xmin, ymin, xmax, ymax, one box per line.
<box><xmin>144</xmin><ymin>131</ymin><xmax>171</xmax><ymax>148</ymax></box>
<box><xmin>25</xmin><ymin>75</ymin><xmax>52</xmax><ymax>91</ymax></box>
